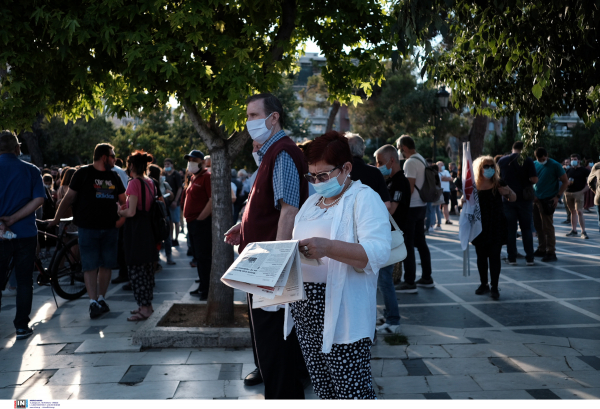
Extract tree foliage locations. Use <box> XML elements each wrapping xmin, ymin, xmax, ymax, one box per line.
<box><xmin>393</xmin><ymin>0</ymin><xmax>600</xmax><ymax>142</ymax></box>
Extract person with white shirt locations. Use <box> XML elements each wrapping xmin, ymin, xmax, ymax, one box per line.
<box><xmin>288</xmin><ymin>131</ymin><xmax>391</xmax><ymax>399</ymax></box>
<box><xmin>437</xmin><ymin>160</ymin><xmax>453</xmax><ymax>226</ymax></box>
<box><xmin>396</xmin><ymin>135</ymin><xmax>434</xmax><ymax>293</ymax></box>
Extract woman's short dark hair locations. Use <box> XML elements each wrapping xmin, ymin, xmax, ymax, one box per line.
<box><xmin>127</xmin><ymin>150</ymin><xmax>153</xmax><ymax>176</ymax></box>
<box><xmin>305</xmin><ymin>131</ymin><xmax>353</xmax><ymax>167</ymax></box>
<box><xmin>61</xmin><ymin>167</ymin><xmax>76</xmax><ymax>186</ymax></box>
<box><xmin>148</xmin><ymin>164</ymin><xmax>162</xmax><ymax>180</ymax></box>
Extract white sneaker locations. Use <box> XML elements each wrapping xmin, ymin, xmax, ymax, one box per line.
<box><xmin>434</xmin><ymin>225</ymin><xmax>442</xmax><ymax>230</ymax></box>
<box><xmin>376</xmin><ymin>311</ymin><xmax>385</xmax><ymax>325</ymax></box>
<box><xmin>376</xmin><ymin>323</ymin><xmax>401</xmax><ymax>334</ymax></box>
<box><xmin>428</xmin><ymin>227</ymin><xmax>434</xmax><ymax>233</ymax></box>
<box><xmin>2</xmin><ymin>287</ymin><xmax>17</xmax><ymax>297</ymax></box>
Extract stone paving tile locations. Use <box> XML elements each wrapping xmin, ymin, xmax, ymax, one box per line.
<box><xmin>423</xmin><ymin>358</ymin><xmax>500</xmax><ymax>375</ymax></box>
<box><xmin>224</xmin><ymin>380</ymin><xmax>265</xmax><ymax>398</ymax></box>
<box><xmin>426</xmin><ymin>374</ymin><xmax>483</xmax><ymax>393</ymax></box>
<box><xmin>137</xmin><ymin>349</ymin><xmax>191</xmax><ymax>365</ymax></box>
<box><xmin>398</xmin><ymin>325</ymin><xmax>466</xmax><ymax>338</ymax></box>
<box><xmin>379</xmin><ymin>393</ymin><xmax>427</xmax><ymax>399</ymax></box>
<box><xmin>406</xmin><ymin>345</ymin><xmax>451</xmax><ymax>359</ymax></box>
<box><xmin>74</xmin><ymin>338</ymin><xmax>140</xmax><ymax>354</ymax></box>
<box><xmin>508</xmin><ymin>356</ymin><xmax>596</xmax><ymax>372</ymax></box>
<box><xmin>381</xmin><ymin>359</ymin><xmax>408</xmax><ymax>376</ymax></box>
<box><xmin>373</xmin><ymin>376</ymin><xmax>430</xmax><ymax>394</ymax></box>
<box><xmin>565</xmin><ymin>370</ymin><xmax>600</xmax><ymax>388</ymax></box>
<box><xmin>407</xmin><ymin>335</ymin><xmax>472</xmax><ymax>345</ymax></box>
<box><xmin>442</xmin><ymin>343</ymin><xmax>538</xmax><ymax>358</ymax></box>
<box><xmin>48</xmin><ymin>365</ymin><xmax>130</xmax><ymax>385</ymax></box>
<box><xmin>568</xmin><ymin>338</ymin><xmax>600</xmax><ymax>356</ymax></box>
<box><xmin>524</xmin><ymin>343</ymin><xmax>582</xmax><ymax>357</ymax></box>
<box><xmin>187</xmin><ymin>350</ymin><xmax>255</xmax><ymax>364</ymax></box>
<box><xmin>93</xmin><ymin>352</ymin><xmax>149</xmax><ymax>367</ymax></box>
<box><xmin>370</xmin><ymin>344</ymin><xmax>408</xmax><ymax>359</ymax></box>
<box><xmin>551</xmin><ymin>388</ymin><xmax>600</xmax><ymax>399</ymax></box>
<box><xmin>370</xmin><ymin>359</ymin><xmax>384</xmax><ymax>377</ymax></box>
<box><xmin>0</xmin><ymin>385</ymin><xmax>74</xmax><ymax>400</ymax></box>
<box><xmin>173</xmin><ymin>380</ymin><xmax>227</xmax><ymax>399</ymax></box>
<box><xmin>143</xmin><ymin>363</ymin><xmax>221</xmax><ymax>382</ymax></box>
<box><xmin>464</xmin><ymin>329</ymin><xmax>571</xmax><ymax>347</ymax></box>
<box><xmin>69</xmin><ymin>380</ymin><xmax>180</xmax><ymax>399</ymax></box>
<box><xmin>0</xmin><ymin>371</ymin><xmax>37</xmax><ymax>388</ymax></box>
<box><xmin>0</xmin><ymin>354</ymin><xmax>103</xmax><ymax>372</ymax></box>
<box><xmin>515</xmin><ymin>327</ymin><xmax>600</xmax><ymax>341</ymax></box>
<box><xmin>448</xmin><ymin>390</ymin><xmax>535</xmax><ymax>399</ymax></box>
<box><xmin>470</xmin><ymin>371</ymin><xmax>585</xmax><ymax>391</ymax></box>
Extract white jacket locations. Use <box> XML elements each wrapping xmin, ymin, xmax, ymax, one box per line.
<box><xmin>284</xmin><ymin>181</ymin><xmax>391</xmax><ymax>353</ymax></box>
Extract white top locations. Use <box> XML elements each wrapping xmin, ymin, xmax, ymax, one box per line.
<box><xmin>292</xmin><ymin>205</ymin><xmax>334</xmax><ymax>283</ymax></box>
<box><xmin>284</xmin><ymin>181</ymin><xmax>392</xmax><ymax>353</ymax></box>
<box><xmin>231</xmin><ymin>182</ymin><xmax>237</xmax><ymax>195</ymax></box>
<box><xmin>112</xmin><ymin>166</ymin><xmax>129</xmax><ymax>189</ymax></box>
<box><xmin>403</xmin><ymin>153</ymin><xmax>427</xmax><ymax>207</ymax></box>
<box><xmin>439</xmin><ymin>169</ymin><xmax>451</xmax><ymax>192</ymax></box>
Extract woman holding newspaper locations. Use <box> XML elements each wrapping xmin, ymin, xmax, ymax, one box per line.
<box><xmin>286</xmin><ymin>131</ymin><xmax>391</xmax><ymax>399</ymax></box>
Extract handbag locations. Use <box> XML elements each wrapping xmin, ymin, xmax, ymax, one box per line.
<box><xmin>352</xmin><ymin>196</ymin><xmax>407</xmax><ymax>273</ymax></box>
<box><xmin>138</xmin><ymin>178</ymin><xmax>170</xmax><ymax>244</ymax></box>
<box><xmin>431</xmin><ymin>192</ymin><xmax>445</xmax><ymax>206</ymax></box>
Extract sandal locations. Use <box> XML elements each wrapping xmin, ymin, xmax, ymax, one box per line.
<box><xmin>127</xmin><ymin>312</ymin><xmax>151</xmax><ymax>321</ymax></box>
<box><xmin>130</xmin><ymin>308</ymin><xmax>154</xmax><ymax>314</ymax></box>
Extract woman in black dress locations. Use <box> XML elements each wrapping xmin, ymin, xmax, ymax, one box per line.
<box><xmin>472</xmin><ymin>156</ymin><xmax>516</xmax><ymax>300</ymax></box>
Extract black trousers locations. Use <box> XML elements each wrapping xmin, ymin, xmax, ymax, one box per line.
<box><xmin>188</xmin><ymin>218</ymin><xmax>212</xmax><ymax>294</ymax></box>
<box><xmin>247</xmin><ymin>295</ymin><xmax>305</xmax><ymax>399</ymax></box>
<box><xmin>402</xmin><ymin>206</ymin><xmax>432</xmax><ymax>284</ymax></box>
<box><xmin>116</xmin><ymin>225</ymin><xmax>128</xmax><ymax>280</ymax></box>
<box><xmin>475</xmin><ymin>243</ymin><xmax>502</xmax><ymax>288</ymax></box>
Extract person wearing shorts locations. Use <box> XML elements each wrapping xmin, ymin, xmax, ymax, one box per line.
<box><xmin>50</xmin><ymin>143</ymin><xmax>126</xmax><ymax>318</ymax></box>
<box><xmin>164</xmin><ymin>158</ymin><xmax>183</xmax><ymax>246</ymax></box>
<box><xmin>437</xmin><ymin>161</ymin><xmax>453</xmax><ymax>226</ymax></box>
<box><xmin>565</xmin><ymin>154</ymin><xmax>591</xmax><ymax>239</ymax></box>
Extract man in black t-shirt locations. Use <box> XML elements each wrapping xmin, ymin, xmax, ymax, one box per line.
<box><xmin>565</xmin><ymin>154</ymin><xmax>591</xmax><ymax>239</ymax></box>
<box><xmin>49</xmin><ymin>143</ymin><xmax>126</xmax><ymax>319</ymax></box>
<box><xmin>372</xmin><ymin>144</ymin><xmax>411</xmax><ymax>335</ymax></box>
<box><xmin>164</xmin><ymin>158</ymin><xmax>183</xmax><ymax>246</ymax></box>
<box><xmin>498</xmin><ymin>141</ymin><xmax>538</xmax><ymax>264</ymax></box>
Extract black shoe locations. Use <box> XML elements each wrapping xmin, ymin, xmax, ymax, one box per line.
<box><xmin>505</xmin><ymin>259</ymin><xmax>517</xmax><ymax>265</ymax></box>
<box><xmin>516</xmin><ymin>253</ymin><xmax>525</xmax><ymax>259</ymax></box>
<box><xmin>190</xmin><ymin>287</ymin><xmax>203</xmax><ymax>295</ymax></box>
<box><xmin>490</xmin><ymin>286</ymin><xmax>500</xmax><ymax>300</ymax></box>
<box><xmin>561</xmin><ymin>219</ymin><xmax>571</xmax><ymax>224</ymax></box>
<box><xmin>16</xmin><ymin>327</ymin><xmax>33</xmax><ymax>340</ymax></box>
<box><xmin>445</xmin><ymin>220</ymin><xmax>453</xmax><ymax>225</ymax></box>
<box><xmin>195</xmin><ymin>279</ymin><xmax>200</xmax><ymax>283</ymax></box>
<box><xmin>396</xmin><ymin>282</ymin><xmax>418</xmax><ymax>293</ymax></box>
<box><xmin>541</xmin><ymin>253</ymin><xmax>558</xmax><ymax>262</ymax></box>
<box><xmin>172</xmin><ymin>239</ymin><xmax>180</xmax><ymax>246</ymax></box>
<box><xmin>533</xmin><ymin>249</ymin><xmax>546</xmax><ymax>258</ymax></box>
<box><xmin>187</xmin><ymin>249</ymin><xmax>193</xmax><ymax>256</ymax></box>
<box><xmin>98</xmin><ymin>300</ymin><xmax>110</xmax><ymax>313</ymax></box>
<box><xmin>475</xmin><ymin>284</ymin><xmax>490</xmax><ymax>295</ymax></box>
<box><xmin>122</xmin><ymin>283</ymin><xmax>132</xmax><ymax>291</ymax></box>
<box><xmin>415</xmin><ymin>277</ymin><xmax>435</xmax><ymax>288</ymax></box>
<box><xmin>90</xmin><ymin>302</ymin><xmax>103</xmax><ymax>319</ymax></box>
<box><xmin>111</xmin><ymin>276</ymin><xmax>129</xmax><ymax>284</ymax></box>
<box><xmin>244</xmin><ymin>368</ymin><xmax>263</xmax><ymax>386</ymax></box>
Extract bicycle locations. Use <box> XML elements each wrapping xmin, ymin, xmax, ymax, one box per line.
<box><xmin>2</xmin><ymin>218</ymin><xmax>86</xmax><ymax>308</ymax></box>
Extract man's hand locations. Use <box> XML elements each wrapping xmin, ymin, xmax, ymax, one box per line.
<box><xmin>170</xmin><ymin>202</ymin><xmax>177</xmax><ymax>210</ymax></box>
<box><xmin>47</xmin><ymin>218</ymin><xmax>59</xmax><ymax>228</ymax></box>
<box><xmin>0</xmin><ymin>215</ymin><xmax>15</xmax><ymax>227</ymax></box>
<box><xmin>553</xmin><ymin>196</ymin><xmax>559</xmax><ymax>208</ymax></box>
<box><xmin>0</xmin><ymin>220</ymin><xmax>7</xmax><ymax>238</ymax></box>
<box><xmin>299</xmin><ymin>237</ymin><xmax>331</xmax><ymax>260</ymax></box>
<box><xmin>498</xmin><ymin>186</ymin><xmax>511</xmax><ymax>196</ymax></box>
<box><xmin>224</xmin><ymin>223</ymin><xmax>241</xmax><ymax>246</ymax></box>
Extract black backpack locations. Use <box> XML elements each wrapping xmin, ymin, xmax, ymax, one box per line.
<box><xmin>139</xmin><ymin>178</ymin><xmax>170</xmax><ymax>244</ymax></box>
<box><xmin>411</xmin><ymin>156</ymin><xmax>443</xmax><ymax>203</ymax></box>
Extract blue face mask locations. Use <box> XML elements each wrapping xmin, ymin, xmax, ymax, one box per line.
<box><xmin>590</xmin><ymin>163</ymin><xmax>594</xmax><ymax>167</ymax></box>
<box><xmin>378</xmin><ymin>162</ymin><xmax>391</xmax><ymax>176</ymax></box>
<box><xmin>312</xmin><ymin>171</ymin><xmax>349</xmax><ymax>198</ymax></box>
<box><xmin>571</xmin><ymin>160</ymin><xmax>579</xmax><ymax>167</ymax></box>
<box><xmin>164</xmin><ymin>166</ymin><xmax>172</xmax><ymax>172</ymax></box>
<box><xmin>483</xmin><ymin>168</ymin><xmax>495</xmax><ymax>179</ymax></box>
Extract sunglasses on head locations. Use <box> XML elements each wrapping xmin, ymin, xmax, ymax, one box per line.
<box><xmin>304</xmin><ymin>166</ymin><xmax>342</xmax><ymax>184</ymax></box>
<box><xmin>482</xmin><ymin>164</ymin><xmax>494</xmax><ymax>170</ymax></box>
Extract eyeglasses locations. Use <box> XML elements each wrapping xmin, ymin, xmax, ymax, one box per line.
<box><xmin>108</xmin><ymin>154</ymin><xmax>116</xmax><ymax>159</ymax></box>
<box><xmin>304</xmin><ymin>166</ymin><xmax>341</xmax><ymax>184</ymax></box>
<box><xmin>482</xmin><ymin>164</ymin><xmax>494</xmax><ymax>170</ymax></box>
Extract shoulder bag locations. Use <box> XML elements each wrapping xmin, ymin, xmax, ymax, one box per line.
<box><xmin>352</xmin><ymin>193</ymin><xmax>407</xmax><ymax>273</ymax></box>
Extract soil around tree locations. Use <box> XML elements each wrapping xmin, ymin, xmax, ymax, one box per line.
<box><xmin>157</xmin><ymin>303</ymin><xmax>249</xmax><ymax>328</ymax></box>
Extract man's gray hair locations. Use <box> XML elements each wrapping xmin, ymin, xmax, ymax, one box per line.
<box><xmin>0</xmin><ymin>130</ymin><xmax>19</xmax><ymax>153</ymax></box>
<box><xmin>373</xmin><ymin>144</ymin><xmax>399</xmax><ymax>161</ymax></box>
<box><xmin>345</xmin><ymin>132</ymin><xmax>365</xmax><ymax>157</ymax></box>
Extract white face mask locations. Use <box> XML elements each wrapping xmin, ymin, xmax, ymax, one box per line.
<box><xmin>187</xmin><ymin>161</ymin><xmax>200</xmax><ymax>174</ymax></box>
<box><xmin>252</xmin><ymin>152</ymin><xmax>261</xmax><ymax>167</ymax></box>
<box><xmin>539</xmin><ymin>160</ymin><xmax>547</xmax><ymax>165</ymax></box>
<box><xmin>247</xmin><ymin>113</ymin><xmax>274</xmax><ymax>144</ymax></box>
<box><xmin>160</xmin><ymin>176</ymin><xmax>166</xmax><ymax>183</ymax></box>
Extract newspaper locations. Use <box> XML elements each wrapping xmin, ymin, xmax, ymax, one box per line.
<box><xmin>221</xmin><ymin>240</ymin><xmax>320</xmax><ymax>308</ymax></box>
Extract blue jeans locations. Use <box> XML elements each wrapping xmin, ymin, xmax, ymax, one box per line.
<box><xmin>377</xmin><ymin>264</ymin><xmax>400</xmax><ymax>325</ymax></box>
<box><xmin>503</xmin><ymin>201</ymin><xmax>534</xmax><ymax>261</ymax></box>
<box><xmin>78</xmin><ymin>227</ymin><xmax>119</xmax><ymax>272</ymax></box>
<box><xmin>435</xmin><ymin>205</ymin><xmax>443</xmax><ymax>225</ymax></box>
<box><xmin>0</xmin><ymin>236</ymin><xmax>37</xmax><ymax>330</ymax></box>
<box><xmin>425</xmin><ymin>203</ymin><xmax>434</xmax><ymax>230</ymax></box>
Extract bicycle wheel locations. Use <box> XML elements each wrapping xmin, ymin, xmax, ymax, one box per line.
<box><xmin>50</xmin><ymin>237</ymin><xmax>87</xmax><ymax>300</ymax></box>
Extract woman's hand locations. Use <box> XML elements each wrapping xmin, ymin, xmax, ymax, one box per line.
<box><xmin>298</xmin><ymin>237</ymin><xmax>331</xmax><ymax>260</ymax></box>
<box><xmin>498</xmin><ymin>186</ymin><xmax>511</xmax><ymax>196</ymax></box>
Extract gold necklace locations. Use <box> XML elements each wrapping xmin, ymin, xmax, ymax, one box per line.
<box><xmin>318</xmin><ymin>181</ymin><xmax>354</xmax><ymax>207</ymax></box>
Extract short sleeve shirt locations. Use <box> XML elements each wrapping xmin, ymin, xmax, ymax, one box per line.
<box><xmin>534</xmin><ymin>158</ymin><xmax>566</xmax><ymax>199</ymax></box>
<box><xmin>349</xmin><ymin>156</ymin><xmax>391</xmax><ymax>203</ymax></box>
<box><xmin>165</xmin><ymin>171</ymin><xmax>183</xmax><ymax>194</ymax></box>
<box><xmin>69</xmin><ymin>165</ymin><xmax>125</xmax><ymax>229</ymax></box>
<box><xmin>387</xmin><ymin>170</ymin><xmax>411</xmax><ymax>229</ymax></box>
<box><xmin>439</xmin><ymin>169</ymin><xmax>451</xmax><ymax>192</ymax></box>
<box><xmin>183</xmin><ymin>169</ymin><xmax>211</xmax><ymax>222</ymax></box>
<box><xmin>566</xmin><ymin>167</ymin><xmax>591</xmax><ymax>193</ymax></box>
<box><xmin>0</xmin><ymin>154</ymin><xmax>46</xmax><ymax>238</ymax></box>
<box><xmin>498</xmin><ymin>153</ymin><xmax>538</xmax><ymax>202</ymax></box>
<box><xmin>126</xmin><ymin>178</ymin><xmax>155</xmax><ymax>211</ymax></box>
<box><xmin>403</xmin><ymin>153</ymin><xmax>427</xmax><ymax>207</ymax></box>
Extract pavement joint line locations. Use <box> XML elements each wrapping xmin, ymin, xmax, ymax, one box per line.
<box><xmin>431</xmin><ymin>284</ymin><xmax>504</xmax><ymax>328</ymax></box>
<box><xmin>554</xmin><ymin>248</ymin><xmax>600</xmax><ymax>260</ymax></box>
<box><xmin>395</xmin><ymin>297</ymin><xmax>600</xmax><ymax>308</ymax></box>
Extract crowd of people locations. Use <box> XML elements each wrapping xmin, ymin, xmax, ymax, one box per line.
<box><xmin>1</xmin><ymin>92</ymin><xmax>599</xmax><ymax>399</ymax></box>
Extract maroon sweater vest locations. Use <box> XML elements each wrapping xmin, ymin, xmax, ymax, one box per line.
<box><xmin>239</xmin><ymin>136</ymin><xmax>309</xmax><ymax>253</ymax></box>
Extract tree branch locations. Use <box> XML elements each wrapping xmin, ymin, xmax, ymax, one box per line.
<box><xmin>263</xmin><ymin>0</ymin><xmax>297</xmax><ymax>75</ymax></box>
<box><xmin>227</xmin><ymin>130</ymin><xmax>250</xmax><ymax>158</ymax></box>
<box><xmin>326</xmin><ymin>101</ymin><xmax>341</xmax><ymax>132</ymax></box>
<box><xmin>180</xmin><ymin>97</ymin><xmax>224</xmax><ymax>151</ymax></box>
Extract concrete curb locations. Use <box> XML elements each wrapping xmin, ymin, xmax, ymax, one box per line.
<box><xmin>132</xmin><ymin>301</ymin><xmax>252</xmax><ymax>348</ymax></box>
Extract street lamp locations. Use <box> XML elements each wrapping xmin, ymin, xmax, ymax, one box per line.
<box><xmin>433</xmin><ymin>86</ymin><xmax>450</xmax><ymax>161</ymax></box>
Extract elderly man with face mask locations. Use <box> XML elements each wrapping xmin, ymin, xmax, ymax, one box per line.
<box><xmin>225</xmin><ymin>93</ymin><xmax>309</xmax><ymax>399</ymax></box>
<box><xmin>182</xmin><ymin>150</ymin><xmax>212</xmax><ymax>300</ymax></box>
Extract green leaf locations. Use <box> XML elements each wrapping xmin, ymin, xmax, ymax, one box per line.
<box><xmin>505</xmin><ymin>60</ymin><xmax>513</xmax><ymax>73</ymax></box>
<box><xmin>532</xmin><ymin>83</ymin><xmax>543</xmax><ymax>100</ymax></box>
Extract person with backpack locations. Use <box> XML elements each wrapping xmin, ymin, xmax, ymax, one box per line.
<box><xmin>117</xmin><ymin>151</ymin><xmax>161</xmax><ymax>321</ymax></box>
<box><xmin>396</xmin><ymin>135</ymin><xmax>434</xmax><ymax>293</ymax></box>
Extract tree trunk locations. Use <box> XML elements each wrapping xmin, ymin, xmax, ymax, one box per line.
<box><xmin>20</xmin><ymin>114</ymin><xmax>45</xmax><ymax>168</ymax></box>
<box><xmin>468</xmin><ymin>114</ymin><xmax>489</xmax><ymax>159</ymax></box>
<box><xmin>326</xmin><ymin>101</ymin><xmax>340</xmax><ymax>132</ymax></box>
